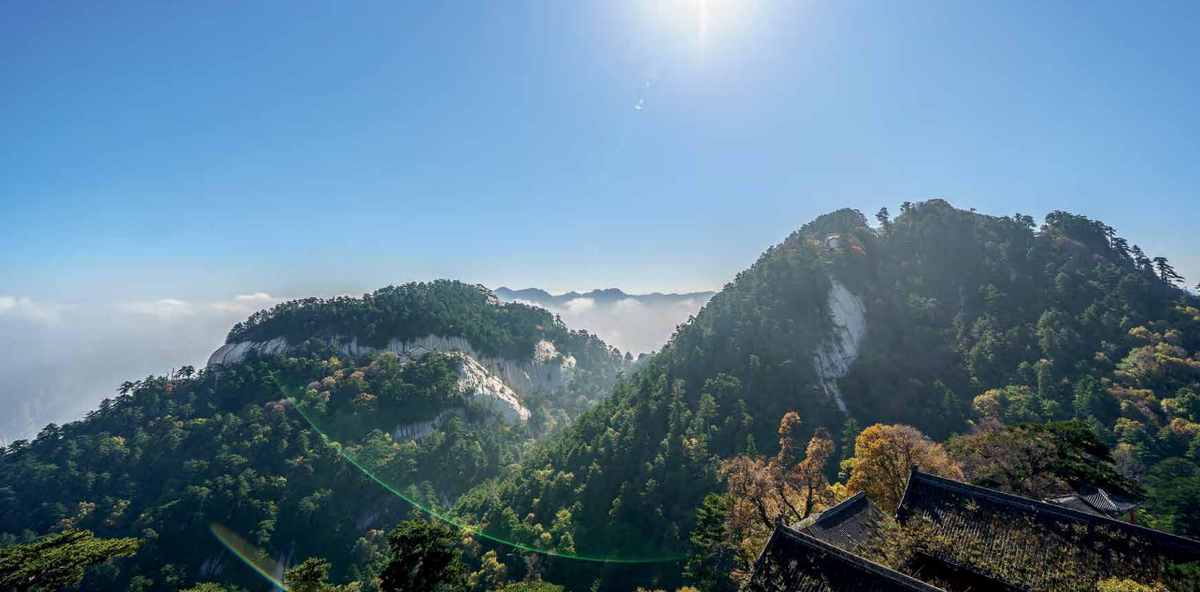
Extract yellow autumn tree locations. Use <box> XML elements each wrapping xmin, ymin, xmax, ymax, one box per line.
<box><xmin>845</xmin><ymin>424</ymin><xmax>963</xmax><ymax>512</ymax></box>
<box><xmin>795</xmin><ymin>427</ymin><xmax>835</xmax><ymax>518</ymax></box>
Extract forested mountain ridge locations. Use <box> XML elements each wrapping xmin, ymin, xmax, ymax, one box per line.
<box><xmin>212</xmin><ymin>281</ymin><xmax>630</xmax><ymax>421</ymax></box>
<box><xmin>450</xmin><ymin>200</ymin><xmax>1200</xmax><ymax>589</ymax></box>
<box><xmin>0</xmin><ymin>281</ymin><xmax>628</xmax><ymax>591</ymax></box>
<box><xmin>3</xmin><ymin>206</ymin><xmax>1199</xmax><ymax>592</ymax></box>
<box><xmin>840</xmin><ymin>202</ymin><xmax>1197</xmax><ymax>439</ymax></box>
<box><xmin>226</xmin><ymin>280</ymin><xmax>604</xmax><ymax>363</ymax></box>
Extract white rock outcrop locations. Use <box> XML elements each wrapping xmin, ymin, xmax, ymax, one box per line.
<box><xmin>207</xmin><ymin>336</ymin><xmax>290</xmax><ymax>367</ymax></box>
<box><xmin>391</xmin><ymin>409</ymin><xmax>469</xmax><ymax>442</ymax></box>
<box><xmin>271</xmin><ymin>545</ymin><xmax>295</xmax><ymax>589</ymax></box>
<box><xmin>450</xmin><ymin>355</ymin><xmax>529</xmax><ymax>422</ymax></box>
<box><xmin>812</xmin><ymin>279</ymin><xmax>867</xmax><ymax>415</ymax></box>
<box><xmin>335</xmin><ymin>335</ymin><xmax>577</xmax><ymax>396</ymax></box>
<box><xmin>207</xmin><ymin>334</ymin><xmax>574</xmax><ymax>423</ymax></box>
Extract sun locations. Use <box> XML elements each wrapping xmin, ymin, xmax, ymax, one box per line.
<box><xmin>638</xmin><ymin>0</ymin><xmax>759</xmax><ymax>61</ymax></box>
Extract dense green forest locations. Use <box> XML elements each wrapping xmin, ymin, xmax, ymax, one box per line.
<box><xmin>3</xmin><ymin>204</ymin><xmax>1199</xmax><ymax>592</ymax></box>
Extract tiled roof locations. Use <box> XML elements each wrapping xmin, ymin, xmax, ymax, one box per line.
<box><xmin>746</xmin><ymin>522</ymin><xmax>946</xmax><ymax>592</ymax></box>
<box><xmin>1079</xmin><ymin>486</ymin><xmax>1141</xmax><ymax>513</ymax></box>
<box><xmin>1044</xmin><ymin>494</ymin><xmax>1106</xmax><ymax>517</ymax></box>
<box><xmin>1046</xmin><ymin>486</ymin><xmax>1141</xmax><ymax>516</ymax></box>
<box><xmin>896</xmin><ymin>469</ymin><xmax>1200</xmax><ymax>592</ymax></box>
<box><xmin>799</xmin><ymin>491</ymin><xmax>888</xmax><ymax>553</ymax></box>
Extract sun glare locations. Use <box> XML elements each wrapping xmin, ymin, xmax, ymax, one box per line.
<box><xmin>638</xmin><ymin>0</ymin><xmax>759</xmax><ymax>62</ymax></box>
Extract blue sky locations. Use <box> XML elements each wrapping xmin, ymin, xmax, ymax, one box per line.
<box><xmin>3</xmin><ymin>0</ymin><xmax>1198</xmax><ymax>302</ymax></box>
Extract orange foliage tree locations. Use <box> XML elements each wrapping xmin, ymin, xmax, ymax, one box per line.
<box><xmin>722</xmin><ymin>412</ymin><xmax>837</xmax><ymax>528</ymax></box>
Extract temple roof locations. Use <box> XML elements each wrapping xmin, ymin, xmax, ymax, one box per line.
<box><xmin>747</xmin><ymin>471</ymin><xmax>1200</xmax><ymax>592</ymax></box>
<box><xmin>1045</xmin><ymin>486</ymin><xmax>1142</xmax><ymax>517</ymax></box>
<box><xmin>896</xmin><ymin>468</ymin><xmax>1200</xmax><ymax>591</ymax></box>
<box><xmin>746</xmin><ymin>521</ymin><xmax>946</xmax><ymax>592</ymax></box>
<box><xmin>798</xmin><ymin>491</ymin><xmax>888</xmax><ymax>553</ymax></box>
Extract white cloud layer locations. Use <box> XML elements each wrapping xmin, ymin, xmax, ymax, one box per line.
<box><xmin>123</xmin><ymin>298</ymin><xmax>195</xmax><ymax>319</ymax></box>
<box><xmin>211</xmin><ymin>292</ymin><xmax>283</xmax><ymax>314</ymax></box>
<box><xmin>0</xmin><ymin>293</ymin><xmax>285</xmax><ymax>444</ymax></box>
<box><xmin>564</xmin><ymin>297</ymin><xmax>596</xmax><ymax>312</ymax></box>
<box><xmin>504</xmin><ymin>293</ymin><xmax>710</xmax><ymax>357</ymax></box>
<box><xmin>0</xmin><ymin>295</ymin><xmax>64</xmax><ymax>322</ymax></box>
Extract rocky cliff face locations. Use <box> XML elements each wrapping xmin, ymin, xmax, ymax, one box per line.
<box><xmin>0</xmin><ymin>399</ymin><xmax>43</xmax><ymax>447</ymax></box>
<box><xmin>207</xmin><ymin>336</ymin><xmax>291</xmax><ymax>367</ymax></box>
<box><xmin>451</xmin><ymin>353</ymin><xmax>530</xmax><ymax>422</ymax></box>
<box><xmin>812</xmin><ymin>278</ymin><xmax>867</xmax><ymax>414</ymax></box>
<box><xmin>207</xmin><ymin>334</ymin><xmax>576</xmax><ymax>423</ymax></box>
<box><xmin>390</xmin><ymin>409</ymin><xmax>468</xmax><ymax>442</ymax></box>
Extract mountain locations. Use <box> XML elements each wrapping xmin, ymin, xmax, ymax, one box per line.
<box><xmin>0</xmin><ymin>281</ymin><xmax>627</xmax><ymax>591</ymax></box>
<box><xmin>493</xmin><ymin>287</ymin><xmax>716</xmax><ymax>308</ymax></box>
<box><xmin>492</xmin><ymin>287</ymin><xmax>716</xmax><ymax>355</ymax></box>
<box><xmin>4</xmin><ymin>203</ymin><xmax>1199</xmax><ymax>592</ymax></box>
<box><xmin>450</xmin><ymin>200</ymin><xmax>1200</xmax><ymax>589</ymax></box>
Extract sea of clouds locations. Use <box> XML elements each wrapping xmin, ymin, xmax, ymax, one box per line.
<box><xmin>502</xmin><ymin>291</ymin><xmax>713</xmax><ymax>357</ymax></box>
<box><xmin>0</xmin><ymin>292</ymin><xmax>284</xmax><ymax>444</ymax></box>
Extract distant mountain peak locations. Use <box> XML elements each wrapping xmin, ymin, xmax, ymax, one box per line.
<box><xmin>490</xmin><ymin>285</ymin><xmax>716</xmax><ymax>354</ymax></box>
<box><xmin>493</xmin><ymin>287</ymin><xmax>554</xmax><ymax>301</ymax></box>
<box><xmin>494</xmin><ymin>286</ymin><xmax>715</xmax><ymax>303</ymax></box>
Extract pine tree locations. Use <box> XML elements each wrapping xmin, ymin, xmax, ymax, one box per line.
<box><xmin>285</xmin><ymin>557</ymin><xmax>346</xmax><ymax>592</ymax></box>
<box><xmin>684</xmin><ymin>493</ymin><xmax>738</xmax><ymax>592</ymax></box>
<box><xmin>839</xmin><ymin>418</ymin><xmax>861</xmax><ymax>467</ymax></box>
<box><xmin>875</xmin><ymin>207</ymin><xmax>892</xmax><ymax>233</ymax></box>
<box><xmin>0</xmin><ymin>530</ymin><xmax>140</xmax><ymax>592</ymax></box>
<box><xmin>1131</xmin><ymin>245</ymin><xmax>1152</xmax><ymax>273</ymax></box>
<box><xmin>1110</xmin><ymin>236</ymin><xmax>1130</xmax><ymax>260</ymax></box>
<box><xmin>1101</xmin><ymin>223</ymin><xmax>1116</xmax><ymax>247</ymax></box>
<box><xmin>1153</xmin><ymin>256</ymin><xmax>1184</xmax><ymax>284</ymax></box>
<box><xmin>380</xmin><ymin>520</ymin><xmax>465</xmax><ymax>592</ymax></box>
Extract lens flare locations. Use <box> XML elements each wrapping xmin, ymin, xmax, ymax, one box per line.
<box><xmin>210</xmin><ymin>523</ymin><xmax>292</xmax><ymax>591</ymax></box>
<box><xmin>272</xmin><ymin>374</ymin><xmax>683</xmax><ymax>564</ymax></box>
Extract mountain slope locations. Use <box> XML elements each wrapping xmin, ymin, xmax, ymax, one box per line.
<box><xmin>3</xmin><ymin>206</ymin><xmax>1197</xmax><ymax>592</ymax></box>
<box><xmin>452</xmin><ymin>201</ymin><xmax>1199</xmax><ymax>588</ymax></box>
<box><xmin>0</xmin><ymin>281</ymin><xmax>627</xmax><ymax>592</ymax></box>
<box><xmin>453</xmin><ymin>210</ymin><xmax>861</xmax><ymax>564</ymax></box>
<box><xmin>215</xmin><ymin>281</ymin><xmax>630</xmax><ymax>421</ymax></box>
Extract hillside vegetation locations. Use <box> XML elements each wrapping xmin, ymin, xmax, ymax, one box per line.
<box><xmin>451</xmin><ymin>201</ymin><xmax>1200</xmax><ymax>589</ymax></box>
<box><xmin>0</xmin><ymin>282</ymin><xmax>626</xmax><ymax>592</ymax></box>
<box><xmin>3</xmin><ymin>205</ymin><xmax>1198</xmax><ymax>592</ymax></box>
